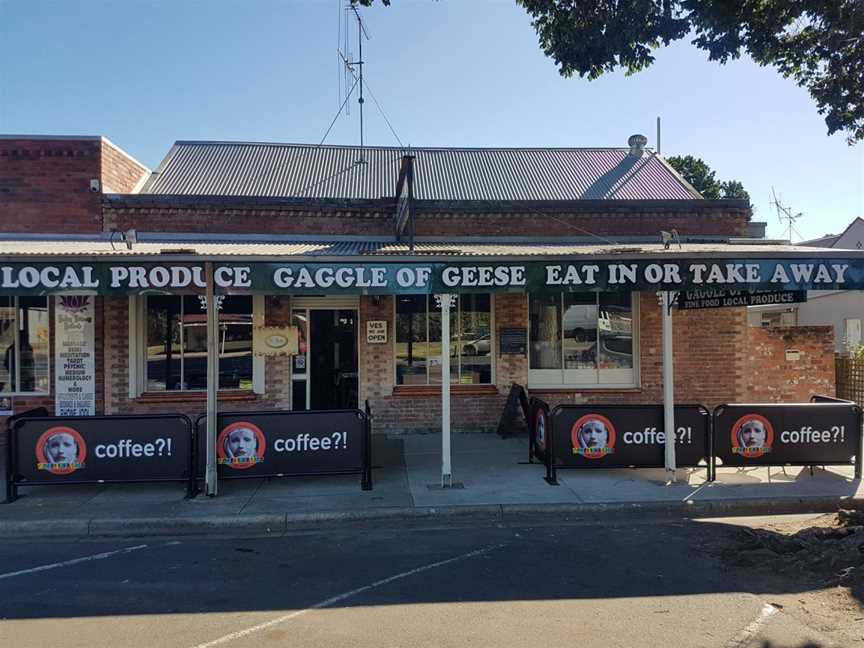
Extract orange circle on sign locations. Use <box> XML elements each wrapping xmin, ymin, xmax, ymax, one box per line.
<box><xmin>570</xmin><ymin>414</ymin><xmax>616</xmax><ymax>460</ymax></box>
<box><xmin>35</xmin><ymin>426</ymin><xmax>87</xmax><ymax>475</ymax></box>
<box><xmin>217</xmin><ymin>422</ymin><xmax>266</xmax><ymax>469</ymax></box>
<box><xmin>730</xmin><ymin>413</ymin><xmax>774</xmax><ymax>459</ymax></box>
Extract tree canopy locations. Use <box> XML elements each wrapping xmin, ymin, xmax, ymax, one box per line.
<box><xmin>357</xmin><ymin>0</ymin><xmax>864</xmax><ymax>144</ymax></box>
<box><xmin>666</xmin><ymin>155</ymin><xmax>751</xmax><ymax>203</ymax></box>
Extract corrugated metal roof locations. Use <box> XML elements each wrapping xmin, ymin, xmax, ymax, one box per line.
<box><xmin>0</xmin><ymin>239</ymin><xmax>847</xmax><ymax>260</ymax></box>
<box><xmin>140</xmin><ymin>142</ymin><xmax>701</xmax><ymax>201</ymax></box>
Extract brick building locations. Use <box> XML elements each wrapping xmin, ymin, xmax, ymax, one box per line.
<box><xmin>0</xmin><ymin>134</ymin><xmax>842</xmax><ymax>435</ymax></box>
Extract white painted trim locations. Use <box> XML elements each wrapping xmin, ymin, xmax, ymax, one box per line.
<box><xmin>100</xmin><ymin>136</ymin><xmax>151</xmax><ymax>174</ymax></box>
<box><xmin>128</xmin><ymin>296</ymin><xmax>139</xmax><ymax>398</ymax></box>
<box><xmin>0</xmin><ymin>296</ymin><xmax>51</xmax><ymax>398</ymax></box>
<box><xmin>252</xmin><ymin>295</ymin><xmax>265</xmax><ymax>394</ymax></box>
<box><xmin>129</xmin><ymin>171</ymin><xmax>151</xmax><ymax>195</ymax></box>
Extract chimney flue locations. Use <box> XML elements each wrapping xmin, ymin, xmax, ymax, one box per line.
<box><xmin>628</xmin><ymin>134</ymin><xmax>648</xmax><ymax>157</ymax></box>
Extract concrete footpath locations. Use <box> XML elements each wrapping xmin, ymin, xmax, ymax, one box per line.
<box><xmin>1</xmin><ymin>433</ymin><xmax>862</xmax><ymax>539</ymax></box>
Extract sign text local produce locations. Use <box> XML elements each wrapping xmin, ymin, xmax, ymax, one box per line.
<box><xmin>0</xmin><ymin>259</ymin><xmax>861</xmax><ymax>295</ymax></box>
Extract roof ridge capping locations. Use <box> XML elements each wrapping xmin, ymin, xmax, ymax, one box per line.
<box><xmin>171</xmin><ymin>139</ymin><xmax>648</xmax><ymax>152</ymax></box>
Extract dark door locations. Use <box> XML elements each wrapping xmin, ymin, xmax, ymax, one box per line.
<box><xmin>309</xmin><ymin>309</ymin><xmax>358</xmax><ymax>410</ymax></box>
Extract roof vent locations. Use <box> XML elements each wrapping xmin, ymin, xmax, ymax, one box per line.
<box><xmin>628</xmin><ymin>134</ymin><xmax>648</xmax><ymax>157</ymax></box>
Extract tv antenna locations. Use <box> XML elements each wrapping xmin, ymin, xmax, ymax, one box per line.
<box><xmin>337</xmin><ymin>2</ymin><xmax>370</xmax><ymax>164</ymax></box>
<box><xmin>770</xmin><ymin>187</ymin><xmax>804</xmax><ymax>243</ymax></box>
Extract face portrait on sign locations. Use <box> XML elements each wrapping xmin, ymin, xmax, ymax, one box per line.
<box><xmin>571</xmin><ymin>414</ymin><xmax>616</xmax><ymax>459</ymax></box>
<box><xmin>36</xmin><ymin>426</ymin><xmax>86</xmax><ymax>475</ymax></box>
<box><xmin>218</xmin><ymin>422</ymin><xmax>266</xmax><ymax>469</ymax></box>
<box><xmin>535</xmin><ymin>409</ymin><xmax>546</xmax><ymax>451</ymax></box>
<box><xmin>731</xmin><ymin>414</ymin><xmax>774</xmax><ymax>459</ymax></box>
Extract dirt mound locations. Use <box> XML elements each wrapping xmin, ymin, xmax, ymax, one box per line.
<box><xmin>722</xmin><ymin>510</ymin><xmax>864</xmax><ymax>592</ymax></box>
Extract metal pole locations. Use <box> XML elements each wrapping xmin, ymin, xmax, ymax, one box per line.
<box><xmin>662</xmin><ymin>291</ymin><xmax>677</xmax><ymax>481</ymax></box>
<box><xmin>204</xmin><ymin>262</ymin><xmax>219</xmax><ymax>496</ymax></box>
<box><xmin>439</xmin><ymin>294</ymin><xmax>453</xmax><ymax>487</ymax></box>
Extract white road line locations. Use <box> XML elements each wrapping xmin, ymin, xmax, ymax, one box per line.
<box><xmin>190</xmin><ymin>542</ymin><xmax>506</xmax><ymax>648</ymax></box>
<box><xmin>0</xmin><ymin>544</ymin><xmax>149</xmax><ymax>581</ymax></box>
<box><xmin>725</xmin><ymin>603</ymin><xmax>780</xmax><ymax>648</ymax></box>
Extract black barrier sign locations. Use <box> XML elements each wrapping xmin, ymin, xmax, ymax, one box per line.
<box><xmin>12</xmin><ymin>415</ymin><xmax>193</xmax><ymax>485</ymax></box>
<box><xmin>197</xmin><ymin>410</ymin><xmax>366</xmax><ymax>479</ymax></box>
<box><xmin>529</xmin><ymin>398</ymin><xmax>551</xmax><ymax>464</ymax></box>
<box><xmin>714</xmin><ymin>403</ymin><xmax>861</xmax><ymax>467</ymax></box>
<box><xmin>549</xmin><ymin>405</ymin><xmax>709</xmax><ymax>468</ymax></box>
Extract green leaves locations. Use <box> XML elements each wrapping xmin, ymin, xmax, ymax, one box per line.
<box><xmin>355</xmin><ymin>0</ymin><xmax>863</xmax><ymax>142</ymax></box>
<box><xmin>666</xmin><ymin>155</ymin><xmax>751</xmax><ymax>203</ymax></box>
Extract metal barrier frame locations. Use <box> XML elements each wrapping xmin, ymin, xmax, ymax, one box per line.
<box><xmin>6</xmin><ymin>414</ymin><xmax>197</xmax><ymax>502</ymax></box>
<box><xmin>711</xmin><ymin>400</ymin><xmax>863</xmax><ymax>481</ymax></box>
<box><xmin>543</xmin><ymin>403</ymin><xmax>712</xmax><ymax>485</ymax></box>
<box><xmin>195</xmin><ymin>404</ymin><xmax>373</xmax><ymax>491</ymax></box>
<box><xmin>527</xmin><ymin>397</ymin><xmax>550</xmax><ymax>465</ymax></box>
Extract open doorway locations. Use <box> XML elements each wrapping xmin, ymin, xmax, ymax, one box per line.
<box><xmin>292</xmin><ymin>308</ymin><xmax>358</xmax><ymax>411</ymax></box>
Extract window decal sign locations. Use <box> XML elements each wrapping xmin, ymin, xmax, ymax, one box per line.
<box><xmin>0</xmin><ymin>258</ymin><xmax>862</xmax><ymax>295</ymax></box>
<box><xmin>55</xmin><ymin>295</ymin><xmax>96</xmax><ymax>416</ymax></box>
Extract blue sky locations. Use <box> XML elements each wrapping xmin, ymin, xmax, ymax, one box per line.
<box><xmin>1</xmin><ymin>0</ymin><xmax>861</xmax><ymax>241</ymax></box>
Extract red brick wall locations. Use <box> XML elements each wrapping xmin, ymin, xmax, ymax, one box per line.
<box><xmin>357</xmin><ymin>293</ymin><xmax>758</xmax><ymax>434</ymax></box>
<box><xmin>102</xmin><ymin>201</ymin><xmax>749</xmax><ymax>238</ymax></box>
<box><xmin>103</xmin><ymin>296</ymin><xmax>292</xmax><ymax>420</ymax></box>
<box><xmin>100</xmin><ymin>140</ymin><xmax>149</xmax><ymax>194</ymax></box>
<box><xmin>529</xmin><ymin>295</ymin><xmax>745</xmax><ymax>412</ymax></box>
<box><xmin>0</xmin><ymin>138</ymin><xmax>103</xmax><ymax>233</ymax></box>
<box><xmin>742</xmin><ymin>325</ymin><xmax>835</xmax><ymax>402</ymax></box>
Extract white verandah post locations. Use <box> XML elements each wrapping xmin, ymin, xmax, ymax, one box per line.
<box><xmin>662</xmin><ymin>290</ymin><xmax>677</xmax><ymax>482</ymax></box>
<box><xmin>436</xmin><ymin>293</ymin><xmax>455</xmax><ymax>487</ymax></box>
<box><xmin>205</xmin><ymin>262</ymin><xmax>219</xmax><ymax>496</ymax></box>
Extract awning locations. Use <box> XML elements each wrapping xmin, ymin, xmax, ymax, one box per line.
<box><xmin>0</xmin><ymin>238</ymin><xmax>862</xmax><ymax>295</ymax></box>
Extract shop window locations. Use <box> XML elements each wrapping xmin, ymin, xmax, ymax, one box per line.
<box><xmin>144</xmin><ymin>295</ymin><xmax>254</xmax><ymax>391</ymax></box>
<box><xmin>395</xmin><ymin>294</ymin><xmax>492</xmax><ymax>385</ymax></box>
<box><xmin>529</xmin><ymin>292</ymin><xmax>638</xmax><ymax>387</ymax></box>
<box><xmin>0</xmin><ymin>296</ymin><xmax>50</xmax><ymax>394</ymax></box>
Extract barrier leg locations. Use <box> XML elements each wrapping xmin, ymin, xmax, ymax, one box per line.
<box><xmin>362</xmin><ymin>405</ymin><xmax>373</xmax><ymax>491</ymax></box>
<box><xmin>708</xmin><ymin>424</ymin><xmax>716</xmax><ymax>482</ymax></box>
<box><xmin>544</xmin><ymin>419</ymin><xmax>558</xmax><ymax>486</ymax></box>
<box><xmin>5</xmin><ymin>429</ymin><xmax>16</xmax><ymax>503</ymax></box>
<box><xmin>857</xmin><ymin>415</ymin><xmax>863</xmax><ymax>480</ymax></box>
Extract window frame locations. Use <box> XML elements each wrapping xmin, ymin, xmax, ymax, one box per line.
<box><xmin>392</xmin><ymin>294</ymin><xmax>496</xmax><ymax>387</ymax></box>
<box><xmin>0</xmin><ymin>296</ymin><xmax>51</xmax><ymax>397</ymax></box>
<box><xmin>130</xmin><ymin>295</ymin><xmax>264</xmax><ymax>397</ymax></box>
<box><xmin>527</xmin><ymin>291</ymin><xmax>640</xmax><ymax>389</ymax></box>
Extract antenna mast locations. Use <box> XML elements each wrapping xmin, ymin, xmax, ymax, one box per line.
<box><xmin>346</xmin><ymin>3</ymin><xmax>369</xmax><ymax>163</ymax></box>
<box><xmin>771</xmin><ymin>187</ymin><xmax>804</xmax><ymax>243</ymax></box>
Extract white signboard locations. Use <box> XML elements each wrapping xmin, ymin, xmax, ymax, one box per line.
<box><xmin>55</xmin><ymin>296</ymin><xmax>95</xmax><ymax>416</ymax></box>
<box><xmin>367</xmin><ymin>320</ymin><xmax>387</xmax><ymax>344</ymax></box>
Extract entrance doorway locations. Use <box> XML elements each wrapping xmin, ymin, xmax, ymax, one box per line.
<box><xmin>291</xmin><ymin>308</ymin><xmax>358</xmax><ymax>411</ymax></box>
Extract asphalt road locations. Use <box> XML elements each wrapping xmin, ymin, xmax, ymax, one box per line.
<box><xmin>0</xmin><ymin>516</ymin><xmax>850</xmax><ymax>648</ymax></box>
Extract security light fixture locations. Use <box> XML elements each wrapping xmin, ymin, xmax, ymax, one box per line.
<box><xmin>123</xmin><ymin>229</ymin><xmax>137</xmax><ymax>250</ymax></box>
